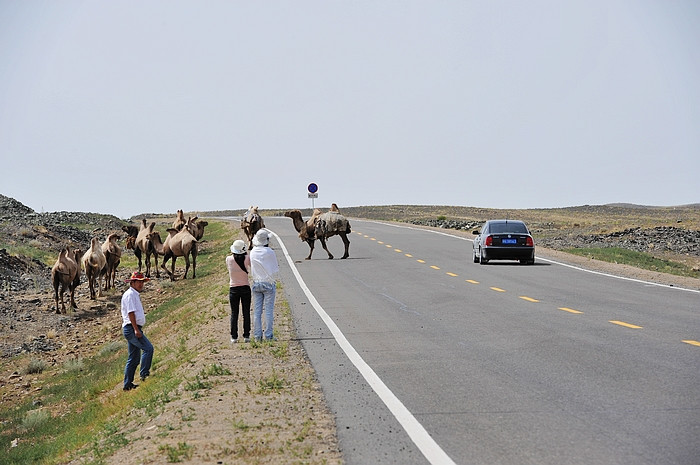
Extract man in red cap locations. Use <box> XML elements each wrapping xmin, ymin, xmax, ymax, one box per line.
<box><xmin>121</xmin><ymin>271</ymin><xmax>154</xmax><ymax>391</ymax></box>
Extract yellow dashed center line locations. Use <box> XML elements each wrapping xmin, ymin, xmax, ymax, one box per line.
<box><xmin>610</xmin><ymin>320</ymin><xmax>642</xmax><ymax>329</ymax></box>
<box><xmin>559</xmin><ymin>307</ymin><xmax>583</xmax><ymax>314</ymax></box>
<box><xmin>357</xmin><ymin>234</ymin><xmax>692</xmax><ymax>347</ymax></box>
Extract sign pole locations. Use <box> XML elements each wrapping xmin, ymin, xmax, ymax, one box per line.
<box><xmin>307</xmin><ymin>183</ymin><xmax>318</xmax><ymax>210</ymax></box>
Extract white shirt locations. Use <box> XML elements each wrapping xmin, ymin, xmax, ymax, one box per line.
<box><xmin>249</xmin><ymin>245</ymin><xmax>279</xmax><ymax>284</ymax></box>
<box><xmin>121</xmin><ymin>286</ymin><xmax>146</xmax><ymax>327</ymax></box>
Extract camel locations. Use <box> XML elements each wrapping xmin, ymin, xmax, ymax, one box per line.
<box><xmin>122</xmin><ymin>225</ymin><xmax>139</xmax><ymax>253</ymax></box>
<box><xmin>172</xmin><ymin>209</ymin><xmax>186</xmax><ymax>231</ymax></box>
<box><xmin>241</xmin><ymin>206</ymin><xmax>265</xmax><ymax>250</ymax></box>
<box><xmin>101</xmin><ymin>233</ymin><xmax>121</xmax><ymax>291</ymax></box>
<box><xmin>82</xmin><ymin>237</ymin><xmax>107</xmax><ymax>299</ymax></box>
<box><xmin>180</xmin><ymin>215</ymin><xmax>208</xmax><ymax>241</ymax></box>
<box><xmin>51</xmin><ymin>246</ymin><xmax>81</xmax><ymax>314</ymax></box>
<box><xmin>191</xmin><ymin>219</ymin><xmax>208</xmax><ymax>241</ymax></box>
<box><xmin>134</xmin><ymin>219</ymin><xmax>160</xmax><ymax>278</ymax></box>
<box><xmin>158</xmin><ymin>217</ymin><xmax>198</xmax><ymax>280</ymax></box>
<box><xmin>284</xmin><ymin>208</ymin><xmax>351</xmax><ymax>260</ymax></box>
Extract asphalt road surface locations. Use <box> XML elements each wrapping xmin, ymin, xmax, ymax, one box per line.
<box><xmin>257</xmin><ymin>216</ymin><xmax>700</xmax><ymax>465</ymax></box>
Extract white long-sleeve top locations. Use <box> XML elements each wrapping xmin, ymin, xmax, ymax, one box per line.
<box><xmin>249</xmin><ymin>245</ymin><xmax>279</xmax><ymax>284</ymax></box>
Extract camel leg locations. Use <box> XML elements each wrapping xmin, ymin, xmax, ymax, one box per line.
<box><xmin>136</xmin><ymin>248</ymin><xmax>143</xmax><ymax>273</ymax></box>
<box><xmin>183</xmin><ymin>255</ymin><xmax>190</xmax><ymax>279</ymax></box>
<box><xmin>87</xmin><ymin>272</ymin><xmax>94</xmax><ymax>300</ymax></box>
<box><xmin>191</xmin><ymin>245</ymin><xmax>197</xmax><ymax>279</ymax></box>
<box><xmin>340</xmin><ymin>233</ymin><xmax>350</xmax><ymax>259</ymax></box>
<box><xmin>161</xmin><ymin>253</ymin><xmax>175</xmax><ymax>281</ymax></box>
<box><xmin>152</xmin><ymin>248</ymin><xmax>160</xmax><ymax>278</ymax></box>
<box><xmin>319</xmin><ymin>237</ymin><xmax>334</xmax><ymax>259</ymax></box>
<box><xmin>145</xmin><ymin>253</ymin><xmax>151</xmax><ymax>278</ymax></box>
<box><xmin>305</xmin><ymin>239</ymin><xmax>315</xmax><ymax>260</ymax></box>
<box><xmin>59</xmin><ymin>286</ymin><xmax>66</xmax><ymax>314</ymax></box>
<box><xmin>69</xmin><ymin>284</ymin><xmax>78</xmax><ymax>310</ymax></box>
<box><xmin>171</xmin><ymin>256</ymin><xmax>177</xmax><ymax>280</ymax></box>
<box><xmin>54</xmin><ymin>284</ymin><xmax>61</xmax><ymax>314</ymax></box>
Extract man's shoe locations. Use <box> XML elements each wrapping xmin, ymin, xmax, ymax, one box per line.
<box><xmin>231</xmin><ymin>337</ymin><xmax>238</xmax><ymax>344</ymax></box>
<box><xmin>123</xmin><ymin>383</ymin><xmax>139</xmax><ymax>391</ymax></box>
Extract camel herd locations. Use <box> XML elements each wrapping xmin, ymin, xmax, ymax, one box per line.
<box><xmin>50</xmin><ymin>211</ymin><xmax>208</xmax><ymax>314</ymax></box>
<box><xmin>50</xmin><ymin>204</ymin><xmax>351</xmax><ymax>314</ymax></box>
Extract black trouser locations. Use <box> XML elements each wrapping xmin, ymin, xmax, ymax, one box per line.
<box><xmin>229</xmin><ymin>285</ymin><xmax>251</xmax><ymax>339</ymax></box>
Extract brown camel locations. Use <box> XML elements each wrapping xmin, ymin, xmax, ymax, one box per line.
<box><xmin>158</xmin><ymin>217</ymin><xmax>198</xmax><ymax>280</ymax></box>
<box><xmin>134</xmin><ymin>219</ymin><xmax>160</xmax><ymax>278</ymax></box>
<box><xmin>82</xmin><ymin>237</ymin><xmax>107</xmax><ymax>299</ymax></box>
<box><xmin>191</xmin><ymin>219</ymin><xmax>208</xmax><ymax>241</ymax></box>
<box><xmin>172</xmin><ymin>209</ymin><xmax>186</xmax><ymax>231</ymax></box>
<box><xmin>101</xmin><ymin>233</ymin><xmax>121</xmax><ymax>291</ymax></box>
<box><xmin>241</xmin><ymin>206</ymin><xmax>265</xmax><ymax>250</ymax></box>
<box><xmin>122</xmin><ymin>224</ymin><xmax>139</xmax><ymax>254</ymax></box>
<box><xmin>284</xmin><ymin>208</ymin><xmax>351</xmax><ymax>260</ymax></box>
<box><xmin>51</xmin><ymin>246</ymin><xmax>81</xmax><ymax>313</ymax></box>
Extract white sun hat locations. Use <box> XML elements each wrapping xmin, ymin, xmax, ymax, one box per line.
<box><xmin>230</xmin><ymin>239</ymin><xmax>246</xmax><ymax>254</ymax></box>
<box><xmin>252</xmin><ymin>228</ymin><xmax>271</xmax><ymax>247</ymax></box>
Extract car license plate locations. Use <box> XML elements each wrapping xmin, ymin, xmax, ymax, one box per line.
<box><xmin>502</xmin><ymin>238</ymin><xmax>517</xmax><ymax>244</ymax></box>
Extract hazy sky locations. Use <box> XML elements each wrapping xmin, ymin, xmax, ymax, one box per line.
<box><xmin>1</xmin><ymin>1</ymin><xmax>698</xmax><ymax>219</ymax></box>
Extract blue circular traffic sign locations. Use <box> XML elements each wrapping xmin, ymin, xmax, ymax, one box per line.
<box><xmin>307</xmin><ymin>183</ymin><xmax>318</xmax><ymax>194</ymax></box>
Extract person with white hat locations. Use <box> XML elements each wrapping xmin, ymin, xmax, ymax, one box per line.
<box><xmin>249</xmin><ymin>228</ymin><xmax>279</xmax><ymax>342</ymax></box>
<box><xmin>226</xmin><ymin>239</ymin><xmax>251</xmax><ymax>343</ymax></box>
<box><xmin>121</xmin><ymin>271</ymin><xmax>154</xmax><ymax>391</ymax></box>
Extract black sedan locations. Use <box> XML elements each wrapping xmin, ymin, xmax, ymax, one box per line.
<box><xmin>472</xmin><ymin>220</ymin><xmax>535</xmax><ymax>265</ymax></box>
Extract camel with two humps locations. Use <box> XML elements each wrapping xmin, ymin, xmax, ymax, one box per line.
<box><xmin>284</xmin><ymin>207</ymin><xmax>351</xmax><ymax>259</ymax></box>
<box><xmin>134</xmin><ymin>219</ymin><xmax>160</xmax><ymax>278</ymax></box>
<box><xmin>51</xmin><ymin>246</ymin><xmax>82</xmax><ymax>314</ymax></box>
<box><xmin>241</xmin><ymin>206</ymin><xmax>265</xmax><ymax>250</ymax></box>
<box><xmin>172</xmin><ymin>209</ymin><xmax>186</xmax><ymax>231</ymax></box>
<box><xmin>82</xmin><ymin>237</ymin><xmax>107</xmax><ymax>299</ymax></box>
<box><xmin>101</xmin><ymin>233</ymin><xmax>121</xmax><ymax>291</ymax></box>
<box><xmin>153</xmin><ymin>217</ymin><xmax>198</xmax><ymax>280</ymax></box>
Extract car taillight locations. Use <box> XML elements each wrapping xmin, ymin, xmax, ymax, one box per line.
<box><xmin>526</xmin><ymin>237</ymin><xmax>534</xmax><ymax>247</ymax></box>
<box><xmin>485</xmin><ymin>235</ymin><xmax>493</xmax><ymax>246</ymax></box>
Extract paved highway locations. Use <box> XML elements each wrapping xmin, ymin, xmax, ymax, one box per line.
<box><xmin>261</xmin><ymin>216</ymin><xmax>699</xmax><ymax>465</ymax></box>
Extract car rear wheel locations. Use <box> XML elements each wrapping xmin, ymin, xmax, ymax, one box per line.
<box><xmin>479</xmin><ymin>249</ymin><xmax>488</xmax><ymax>265</ymax></box>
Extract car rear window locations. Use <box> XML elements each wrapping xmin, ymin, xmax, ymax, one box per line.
<box><xmin>490</xmin><ymin>222</ymin><xmax>528</xmax><ymax>234</ymax></box>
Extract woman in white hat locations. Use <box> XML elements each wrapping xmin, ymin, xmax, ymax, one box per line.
<box><xmin>226</xmin><ymin>239</ymin><xmax>251</xmax><ymax>343</ymax></box>
<box><xmin>249</xmin><ymin>228</ymin><xmax>279</xmax><ymax>342</ymax></box>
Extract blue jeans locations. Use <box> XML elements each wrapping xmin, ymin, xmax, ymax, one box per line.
<box><xmin>123</xmin><ymin>324</ymin><xmax>154</xmax><ymax>387</ymax></box>
<box><xmin>252</xmin><ymin>281</ymin><xmax>276</xmax><ymax>340</ymax></box>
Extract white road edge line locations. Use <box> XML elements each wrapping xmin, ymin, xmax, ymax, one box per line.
<box><xmin>367</xmin><ymin>220</ymin><xmax>700</xmax><ymax>294</ymax></box>
<box><xmin>270</xmin><ymin>230</ymin><xmax>457</xmax><ymax>465</ymax></box>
